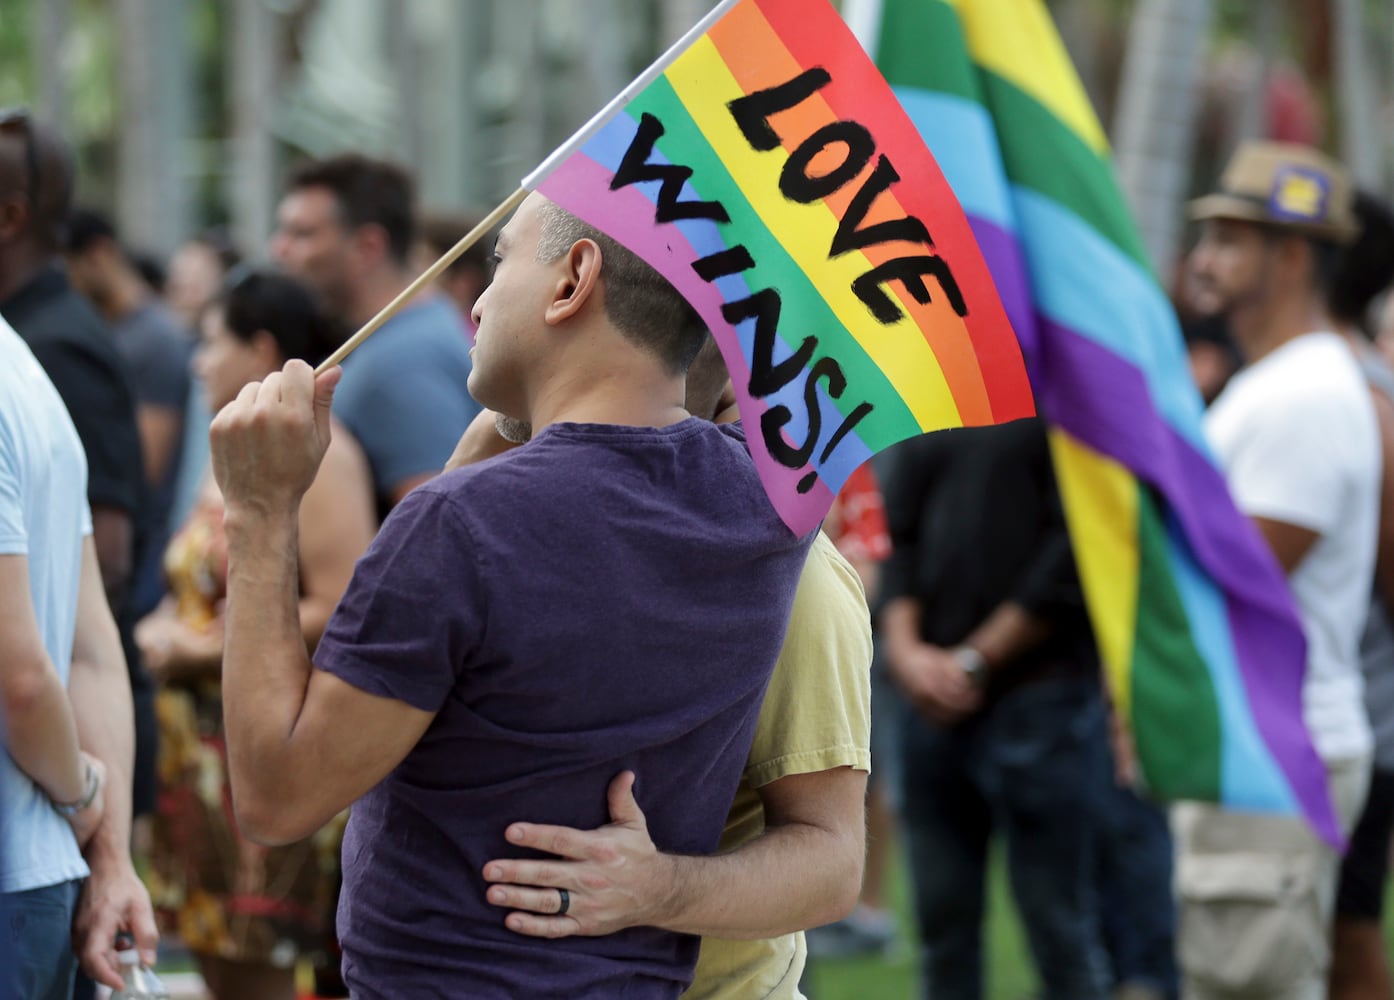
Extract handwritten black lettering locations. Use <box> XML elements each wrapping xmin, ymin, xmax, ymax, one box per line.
<box><xmin>692</xmin><ymin>245</ymin><xmax>756</xmax><ymax>282</ymax></box>
<box><xmin>728</xmin><ymin>68</ymin><xmax>833</xmax><ymax>151</ymax></box>
<box><xmin>821</xmin><ymin>402</ymin><xmax>874</xmax><ymax>465</ymax></box>
<box><xmin>608</xmin><ymin>94</ymin><xmax>890</xmax><ymax>497</ymax></box>
<box><xmin>831</xmin><ymin>156</ymin><xmax>933</xmax><ymax>256</ymax></box>
<box><xmin>762</xmin><ymin>358</ymin><xmax>844</xmax><ymax>490</ymax></box>
<box><xmin>611</xmin><ymin>112</ymin><xmax>730</xmax><ymax>223</ymax></box>
<box><xmin>723</xmin><ymin>289</ymin><xmax>815</xmax><ymax>398</ymax></box>
<box><xmin>779</xmin><ymin>122</ymin><xmax>875</xmax><ymax>204</ymax></box>
<box><xmin>853</xmin><ymin>255</ymin><xmax>968</xmax><ymax>323</ymax></box>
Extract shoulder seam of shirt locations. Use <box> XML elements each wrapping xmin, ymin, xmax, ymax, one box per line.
<box><xmin>744</xmin><ymin>746</ymin><xmax>870</xmax><ymax>789</ymax></box>
<box><xmin>404</xmin><ymin>485</ymin><xmax>495</xmax><ymax>651</ymax></box>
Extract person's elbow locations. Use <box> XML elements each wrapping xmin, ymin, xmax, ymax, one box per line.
<box><xmin>0</xmin><ymin>656</ymin><xmax>55</xmax><ymax>722</ymax></box>
<box><xmin>818</xmin><ymin>832</ymin><xmax>866</xmax><ymax>926</ymax></box>
<box><xmin>230</xmin><ymin>770</ymin><xmax>321</xmax><ymax>847</ymax></box>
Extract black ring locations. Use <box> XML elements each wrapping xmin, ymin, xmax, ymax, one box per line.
<box><xmin>557</xmin><ymin>887</ymin><xmax>570</xmax><ymax>916</ymax></box>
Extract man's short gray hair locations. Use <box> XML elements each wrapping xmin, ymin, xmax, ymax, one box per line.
<box><xmin>535</xmin><ymin>200</ymin><xmax>706</xmax><ymax>374</ymax></box>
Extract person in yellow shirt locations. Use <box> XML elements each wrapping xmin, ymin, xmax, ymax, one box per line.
<box><xmin>683</xmin><ymin>529</ymin><xmax>873</xmax><ymax>998</ymax></box>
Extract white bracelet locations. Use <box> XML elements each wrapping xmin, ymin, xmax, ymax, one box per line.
<box><xmin>953</xmin><ymin>645</ymin><xmax>989</xmax><ymax>688</ymax></box>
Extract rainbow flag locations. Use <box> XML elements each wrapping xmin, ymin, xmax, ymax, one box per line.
<box><xmin>524</xmin><ymin>0</ymin><xmax>1034</xmax><ymax>537</ymax></box>
<box><xmin>848</xmin><ymin>0</ymin><xmax>1338</xmax><ymax>842</ymax></box>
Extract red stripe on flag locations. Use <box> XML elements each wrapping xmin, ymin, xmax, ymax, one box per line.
<box><xmin>744</xmin><ymin>0</ymin><xmax>1035</xmax><ymax>422</ymax></box>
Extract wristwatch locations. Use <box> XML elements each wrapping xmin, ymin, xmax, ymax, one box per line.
<box><xmin>52</xmin><ymin>762</ymin><xmax>99</xmax><ymax>818</ymax></box>
<box><xmin>953</xmin><ymin>645</ymin><xmax>989</xmax><ymax>689</ymax></box>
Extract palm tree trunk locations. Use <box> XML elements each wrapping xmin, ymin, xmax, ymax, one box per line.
<box><xmin>1110</xmin><ymin>0</ymin><xmax>1214</xmax><ymax>280</ymax></box>
<box><xmin>36</xmin><ymin>0</ymin><xmax>71</xmax><ymax>136</ymax></box>
<box><xmin>228</xmin><ymin>0</ymin><xmax>281</xmax><ymax>258</ymax></box>
<box><xmin>1333</xmin><ymin>0</ymin><xmax>1384</xmax><ymax>186</ymax></box>
<box><xmin>115</xmin><ymin>0</ymin><xmax>192</xmax><ymax>255</ymax></box>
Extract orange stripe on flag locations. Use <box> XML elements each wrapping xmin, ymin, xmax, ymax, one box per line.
<box><xmin>707</xmin><ymin>2</ymin><xmax>994</xmax><ymax>425</ymax></box>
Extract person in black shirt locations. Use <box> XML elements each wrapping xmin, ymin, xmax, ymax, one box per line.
<box><xmin>0</xmin><ymin>111</ymin><xmax>158</xmax><ymax>987</ymax></box>
<box><xmin>880</xmin><ymin>418</ymin><xmax>1112</xmax><ymax>1000</ymax></box>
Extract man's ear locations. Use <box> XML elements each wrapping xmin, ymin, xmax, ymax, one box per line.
<box><xmin>250</xmin><ymin>329</ymin><xmax>282</xmax><ymax>369</ymax></box>
<box><xmin>352</xmin><ymin>223</ymin><xmax>392</xmax><ymax>269</ymax></box>
<box><xmin>544</xmin><ymin>239</ymin><xmax>602</xmax><ymax>326</ymax></box>
<box><xmin>0</xmin><ymin>197</ymin><xmax>28</xmax><ymax>243</ymax></box>
<box><xmin>1273</xmin><ymin>234</ymin><xmax>1314</xmax><ymax>285</ymax></box>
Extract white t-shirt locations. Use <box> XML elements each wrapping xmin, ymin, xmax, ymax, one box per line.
<box><xmin>1206</xmin><ymin>331</ymin><xmax>1379</xmax><ymax>762</ymax></box>
<box><xmin>0</xmin><ymin>315</ymin><xmax>92</xmax><ymax>893</ymax></box>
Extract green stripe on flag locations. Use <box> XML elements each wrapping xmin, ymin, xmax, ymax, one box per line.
<box><xmin>1132</xmin><ymin>490</ymin><xmax>1224</xmax><ymax>801</ymax></box>
<box><xmin>634</xmin><ymin>74</ymin><xmax>926</xmax><ymax>445</ymax></box>
<box><xmin>978</xmin><ymin>71</ymin><xmax>1152</xmax><ymax>273</ymax></box>
<box><xmin>875</xmin><ymin>1</ymin><xmax>980</xmax><ymax>104</ymax></box>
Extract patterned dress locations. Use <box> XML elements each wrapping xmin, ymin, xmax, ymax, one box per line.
<box><xmin>146</xmin><ymin>484</ymin><xmax>345</xmax><ymax>968</ymax></box>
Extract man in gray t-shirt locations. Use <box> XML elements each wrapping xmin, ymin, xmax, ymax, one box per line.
<box><xmin>272</xmin><ymin>155</ymin><xmax>480</xmax><ymax>515</ymax></box>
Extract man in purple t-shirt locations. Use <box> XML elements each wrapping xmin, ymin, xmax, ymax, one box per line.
<box><xmin>206</xmin><ymin>192</ymin><xmax>812</xmax><ymax>998</ymax></box>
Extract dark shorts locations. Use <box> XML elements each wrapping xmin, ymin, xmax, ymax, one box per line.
<box><xmin>1336</xmin><ymin>766</ymin><xmax>1394</xmax><ymax>921</ymax></box>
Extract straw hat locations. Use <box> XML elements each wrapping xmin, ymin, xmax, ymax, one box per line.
<box><xmin>1190</xmin><ymin>141</ymin><xmax>1359</xmax><ymax>244</ymax></box>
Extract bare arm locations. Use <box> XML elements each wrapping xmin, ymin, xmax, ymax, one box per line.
<box><xmin>213</xmin><ymin>364</ymin><xmax>435</xmax><ymax>845</ymax></box>
<box><xmin>135</xmin><ymin>601</ymin><xmax>223</xmax><ymax>684</ymax></box>
<box><xmin>136</xmin><ymin>402</ymin><xmax>183</xmax><ymax>490</ymax></box>
<box><xmin>881</xmin><ymin>596</ymin><xmax>980</xmax><ymax>723</ymax></box>
<box><xmin>483</xmin><ymin>767</ymin><xmax>866</xmax><ymax>939</ymax></box>
<box><xmin>90</xmin><ymin>505</ymin><xmax>133</xmax><ymax>612</ymax></box>
<box><xmin>963</xmin><ymin>601</ymin><xmax>1052</xmax><ymax>670</ymax></box>
<box><xmin>296</xmin><ymin>429</ymin><xmax>377</xmax><ymax>649</ymax></box>
<box><xmin>1369</xmin><ymin>389</ymin><xmax>1394</xmax><ymax>605</ymax></box>
<box><xmin>68</xmin><ymin>537</ymin><xmax>159</xmax><ymax>989</ymax></box>
<box><xmin>1251</xmin><ymin>517</ymin><xmax>1320</xmax><ymax>575</ymax></box>
<box><xmin>880</xmin><ymin>596</ymin><xmax>922</xmax><ymax>667</ymax></box>
<box><xmin>0</xmin><ymin>553</ymin><xmax>88</xmax><ymax>805</ymax></box>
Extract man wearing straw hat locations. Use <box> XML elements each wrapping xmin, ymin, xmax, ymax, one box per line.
<box><xmin>1180</xmin><ymin>141</ymin><xmax>1378</xmax><ymax>1000</ymax></box>
<box><xmin>208</xmin><ymin>191</ymin><xmax>817</xmax><ymax>997</ymax></box>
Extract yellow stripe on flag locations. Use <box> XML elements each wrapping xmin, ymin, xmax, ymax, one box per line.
<box><xmin>947</xmin><ymin>0</ymin><xmax>1110</xmax><ymax>157</ymax></box>
<box><xmin>666</xmin><ymin>35</ymin><xmax>964</xmax><ymax>432</ymax></box>
<box><xmin>1049</xmin><ymin>429</ymin><xmax>1139</xmax><ymax>715</ymax></box>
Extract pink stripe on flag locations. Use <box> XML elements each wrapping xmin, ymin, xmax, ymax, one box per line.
<box><xmin>539</xmin><ymin>151</ymin><xmax>836</xmax><ymax>531</ymax></box>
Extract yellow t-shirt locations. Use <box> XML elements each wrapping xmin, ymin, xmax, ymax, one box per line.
<box><xmin>684</xmin><ymin>532</ymin><xmax>873</xmax><ymax>1000</ymax></box>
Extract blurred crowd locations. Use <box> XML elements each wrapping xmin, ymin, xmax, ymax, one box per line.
<box><xmin>3</xmin><ymin>97</ymin><xmax>1394</xmax><ymax>1000</ymax></box>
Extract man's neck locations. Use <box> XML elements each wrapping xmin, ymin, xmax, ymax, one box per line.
<box><xmin>346</xmin><ymin>267</ymin><xmax>414</xmax><ymax>330</ymax></box>
<box><xmin>104</xmin><ymin>267</ymin><xmax>149</xmax><ymax>323</ymax></box>
<box><xmin>528</xmin><ymin>364</ymin><xmax>690</xmax><ymax>436</ymax></box>
<box><xmin>0</xmin><ymin>250</ymin><xmax>48</xmax><ymax>303</ymax></box>
<box><xmin>1235</xmin><ymin>297</ymin><xmax>1332</xmax><ymax>365</ymax></box>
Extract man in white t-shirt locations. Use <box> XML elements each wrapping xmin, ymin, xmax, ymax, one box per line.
<box><xmin>1178</xmin><ymin>141</ymin><xmax>1378</xmax><ymax>1000</ymax></box>
<box><xmin>0</xmin><ymin>314</ymin><xmax>157</xmax><ymax>997</ymax></box>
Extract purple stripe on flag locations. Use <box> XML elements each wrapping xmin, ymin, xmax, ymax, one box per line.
<box><xmin>1223</xmin><ymin>591</ymin><xmax>1340</xmax><ymax>844</ymax></box>
<box><xmin>539</xmin><ymin>150</ymin><xmax>837</xmax><ymax>528</ymax></box>
<box><xmin>965</xmin><ymin>215</ymin><xmax>1039</xmax><ymax>381</ymax></box>
<box><xmin>1035</xmin><ymin>321</ymin><xmax>1295</xmax><ymax>621</ymax></box>
<box><xmin>1035</xmin><ymin>320</ymin><xmax>1338</xmax><ymax>842</ymax></box>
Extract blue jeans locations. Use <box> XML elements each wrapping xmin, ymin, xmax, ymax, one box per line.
<box><xmin>1</xmin><ymin>879</ymin><xmax>82</xmax><ymax>1000</ymax></box>
<box><xmin>1097</xmin><ymin>777</ymin><xmax>1178</xmax><ymax>999</ymax></box>
<box><xmin>898</xmin><ymin>677</ymin><xmax>1111</xmax><ymax>1000</ymax></box>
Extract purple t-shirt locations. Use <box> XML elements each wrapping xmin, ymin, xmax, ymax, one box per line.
<box><xmin>314</xmin><ymin>419</ymin><xmax>811</xmax><ymax>999</ymax></box>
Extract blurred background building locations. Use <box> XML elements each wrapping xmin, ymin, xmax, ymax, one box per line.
<box><xmin>0</xmin><ymin>0</ymin><xmax>1390</xmax><ymax>284</ymax></box>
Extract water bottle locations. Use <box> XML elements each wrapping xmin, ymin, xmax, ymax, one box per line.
<box><xmin>109</xmin><ymin>933</ymin><xmax>171</xmax><ymax>1000</ymax></box>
